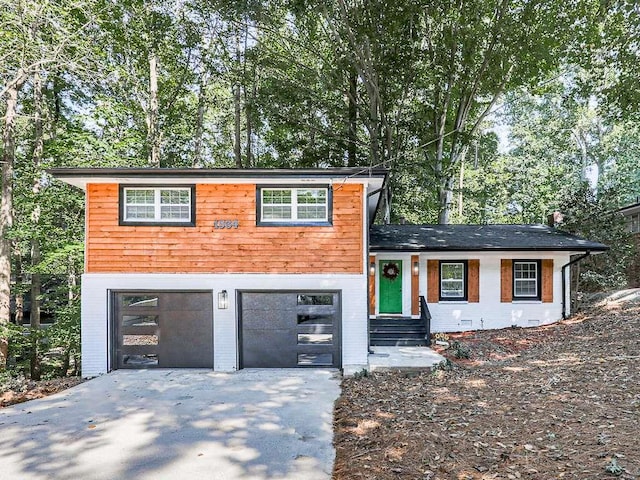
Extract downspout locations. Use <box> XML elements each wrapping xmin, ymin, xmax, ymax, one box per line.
<box><xmin>561</xmin><ymin>251</ymin><xmax>591</xmax><ymax>319</ymax></box>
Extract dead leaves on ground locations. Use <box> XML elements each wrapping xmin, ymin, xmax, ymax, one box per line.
<box><xmin>334</xmin><ymin>303</ymin><xmax>640</xmax><ymax>479</ymax></box>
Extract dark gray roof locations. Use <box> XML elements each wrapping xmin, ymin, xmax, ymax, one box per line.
<box><xmin>47</xmin><ymin>167</ymin><xmax>388</xmax><ymax>180</ymax></box>
<box><xmin>618</xmin><ymin>201</ymin><xmax>640</xmax><ymax>215</ymax></box>
<box><xmin>370</xmin><ymin>224</ymin><xmax>609</xmax><ymax>252</ymax></box>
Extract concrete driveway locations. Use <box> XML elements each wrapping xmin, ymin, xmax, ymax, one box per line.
<box><xmin>0</xmin><ymin>369</ymin><xmax>341</xmax><ymax>480</ymax></box>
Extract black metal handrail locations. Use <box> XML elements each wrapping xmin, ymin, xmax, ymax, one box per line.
<box><xmin>419</xmin><ymin>295</ymin><xmax>432</xmax><ymax>346</ymax></box>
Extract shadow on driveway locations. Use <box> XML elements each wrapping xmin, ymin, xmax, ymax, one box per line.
<box><xmin>0</xmin><ymin>369</ymin><xmax>341</xmax><ymax>480</ymax></box>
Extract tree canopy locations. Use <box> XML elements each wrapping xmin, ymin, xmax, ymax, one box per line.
<box><xmin>1</xmin><ymin>0</ymin><xmax>639</xmax><ymax>369</ymax></box>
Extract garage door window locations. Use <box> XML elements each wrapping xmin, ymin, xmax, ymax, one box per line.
<box><xmin>114</xmin><ymin>291</ymin><xmax>213</xmax><ymax>369</ymax></box>
<box><xmin>240</xmin><ymin>291</ymin><xmax>341</xmax><ymax>368</ymax></box>
<box><xmin>298</xmin><ymin>353</ymin><xmax>333</xmax><ymax>366</ymax></box>
<box><xmin>298</xmin><ymin>333</ymin><xmax>333</xmax><ymax>345</ymax></box>
<box><xmin>298</xmin><ymin>294</ymin><xmax>333</xmax><ymax>305</ymax></box>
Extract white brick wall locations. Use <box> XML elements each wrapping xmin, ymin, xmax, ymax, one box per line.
<box><xmin>81</xmin><ymin>273</ymin><xmax>368</xmax><ymax>377</ymax></box>
<box><xmin>422</xmin><ymin>251</ymin><xmax>571</xmax><ymax>332</ymax></box>
<box><xmin>372</xmin><ymin>251</ymin><xmax>572</xmax><ymax>332</ymax></box>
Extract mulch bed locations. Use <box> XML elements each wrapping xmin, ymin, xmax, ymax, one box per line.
<box><xmin>334</xmin><ymin>301</ymin><xmax>640</xmax><ymax>479</ymax></box>
<box><xmin>0</xmin><ymin>376</ymin><xmax>85</xmax><ymax>408</ymax></box>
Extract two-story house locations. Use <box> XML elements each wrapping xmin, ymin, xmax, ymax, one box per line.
<box><xmin>51</xmin><ymin>168</ymin><xmax>387</xmax><ymax>376</ymax></box>
<box><xmin>51</xmin><ymin>167</ymin><xmax>607</xmax><ymax>377</ymax></box>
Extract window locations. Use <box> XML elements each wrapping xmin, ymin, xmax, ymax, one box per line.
<box><xmin>257</xmin><ymin>186</ymin><xmax>332</xmax><ymax>225</ymax></box>
<box><xmin>628</xmin><ymin>213</ymin><xmax>640</xmax><ymax>233</ymax></box>
<box><xmin>120</xmin><ymin>186</ymin><xmax>195</xmax><ymax>225</ymax></box>
<box><xmin>513</xmin><ymin>260</ymin><xmax>541</xmax><ymax>300</ymax></box>
<box><xmin>439</xmin><ymin>261</ymin><xmax>467</xmax><ymax>301</ymax></box>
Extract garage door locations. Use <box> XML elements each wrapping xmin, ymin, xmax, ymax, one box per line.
<box><xmin>239</xmin><ymin>292</ymin><xmax>341</xmax><ymax>368</ymax></box>
<box><xmin>113</xmin><ymin>291</ymin><xmax>213</xmax><ymax>369</ymax></box>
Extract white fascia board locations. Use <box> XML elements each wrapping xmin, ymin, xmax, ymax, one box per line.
<box><xmin>53</xmin><ymin>174</ymin><xmax>385</xmax><ymax>193</ymax></box>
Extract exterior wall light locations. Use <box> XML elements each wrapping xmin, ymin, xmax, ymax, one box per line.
<box><xmin>413</xmin><ymin>261</ymin><xmax>419</xmax><ymax>276</ymax></box>
<box><xmin>218</xmin><ymin>290</ymin><xmax>229</xmax><ymax>309</ymax></box>
<box><xmin>369</xmin><ymin>262</ymin><xmax>376</xmax><ymax>276</ymax></box>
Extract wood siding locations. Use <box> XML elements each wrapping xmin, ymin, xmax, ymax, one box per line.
<box><xmin>369</xmin><ymin>255</ymin><xmax>376</xmax><ymax>314</ymax></box>
<box><xmin>411</xmin><ymin>255</ymin><xmax>419</xmax><ymax>315</ymax></box>
<box><xmin>427</xmin><ymin>260</ymin><xmax>439</xmax><ymax>304</ymax></box>
<box><xmin>542</xmin><ymin>259</ymin><xmax>554</xmax><ymax>303</ymax></box>
<box><xmin>468</xmin><ymin>259</ymin><xmax>480</xmax><ymax>303</ymax></box>
<box><xmin>500</xmin><ymin>259</ymin><xmax>513</xmax><ymax>303</ymax></box>
<box><xmin>86</xmin><ymin>183</ymin><xmax>364</xmax><ymax>274</ymax></box>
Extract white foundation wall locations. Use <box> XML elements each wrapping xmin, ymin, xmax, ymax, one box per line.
<box><xmin>419</xmin><ymin>251</ymin><xmax>572</xmax><ymax>332</ymax></box>
<box><xmin>81</xmin><ymin>273</ymin><xmax>368</xmax><ymax>377</ymax></box>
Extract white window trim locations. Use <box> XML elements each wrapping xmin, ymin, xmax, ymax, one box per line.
<box><xmin>440</xmin><ymin>261</ymin><xmax>466</xmax><ymax>299</ymax></box>
<box><xmin>260</xmin><ymin>187</ymin><xmax>329</xmax><ymax>223</ymax></box>
<box><xmin>123</xmin><ymin>187</ymin><xmax>192</xmax><ymax>223</ymax></box>
<box><xmin>513</xmin><ymin>261</ymin><xmax>539</xmax><ymax>298</ymax></box>
<box><xmin>629</xmin><ymin>213</ymin><xmax>640</xmax><ymax>233</ymax></box>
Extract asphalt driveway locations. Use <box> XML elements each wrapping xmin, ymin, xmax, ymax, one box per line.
<box><xmin>0</xmin><ymin>369</ymin><xmax>341</xmax><ymax>480</ymax></box>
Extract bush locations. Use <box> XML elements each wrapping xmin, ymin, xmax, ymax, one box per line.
<box><xmin>450</xmin><ymin>341</ymin><xmax>471</xmax><ymax>359</ymax></box>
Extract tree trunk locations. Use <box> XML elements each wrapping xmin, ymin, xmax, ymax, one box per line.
<box><xmin>67</xmin><ymin>258</ymin><xmax>76</xmax><ymax>305</ymax></box>
<box><xmin>29</xmin><ymin>70</ymin><xmax>44</xmax><ymax>380</ymax></box>
<box><xmin>245</xmin><ymin>89</ymin><xmax>253</xmax><ymax>168</ymax></box>
<box><xmin>233</xmin><ymin>83</ymin><xmax>242</xmax><ymax>168</ymax></box>
<box><xmin>233</xmin><ymin>28</ymin><xmax>243</xmax><ymax>168</ymax></box>
<box><xmin>347</xmin><ymin>70</ymin><xmax>357</xmax><ymax>166</ymax></box>
<box><xmin>147</xmin><ymin>50</ymin><xmax>160</xmax><ymax>167</ymax></box>
<box><xmin>193</xmin><ymin>79</ymin><xmax>206</xmax><ymax>167</ymax></box>
<box><xmin>0</xmin><ymin>81</ymin><xmax>21</xmax><ymax>369</ymax></box>
<box><xmin>437</xmin><ymin>177</ymin><xmax>455</xmax><ymax>224</ymax></box>
<box><xmin>13</xmin><ymin>249</ymin><xmax>23</xmax><ymax>325</ymax></box>
<box><xmin>457</xmin><ymin>156</ymin><xmax>465</xmax><ymax>219</ymax></box>
<box><xmin>30</xmin><ymin>239</ymin><xmax>42</xmax><ymax>380</ymax></box>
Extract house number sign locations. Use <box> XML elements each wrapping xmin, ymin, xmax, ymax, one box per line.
<box><xmin>214</xmin><ymin>220</ymin><xmax>239</xmax><ymax>229</ymax></box>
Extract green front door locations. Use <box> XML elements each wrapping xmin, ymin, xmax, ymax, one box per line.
<box><xmin>379</xmin><ymin>260</ymin><xmax>402</xmax><ymax>314</ymax></box>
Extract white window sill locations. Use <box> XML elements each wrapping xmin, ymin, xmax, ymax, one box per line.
<box><xmin>511</xmin><ymin>300</ymin><xmax>542</xmax><ymax>304</ymax></box>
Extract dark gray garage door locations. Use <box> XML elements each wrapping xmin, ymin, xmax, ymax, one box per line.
<box><xmin>113</xmin><ymin>291</ymin><xmax>213</xmax><ymax>369</ymax></box>
<box><xmin>240</xmin><ymin>292</ymin><xmax>341</xmax><ymax>368</ymax></box>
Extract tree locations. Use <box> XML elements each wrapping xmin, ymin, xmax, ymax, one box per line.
<box><xmin>0</xmin><ymin>0</ymin><xmax>97</xmax><ymax>369</ymax></box>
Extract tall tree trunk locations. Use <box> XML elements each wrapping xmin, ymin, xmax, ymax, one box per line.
<box><xmin>347</xmin><ymin>70</ymin><xmax>357</xmax><ymax>166</ymax></box>
<box><xmin>147</xmin><ymin>50</ymin><xmax>160</xmax><ymax>167</ymax></box>
<box><xmin>457</xmin><ymin>156</ymin><xmax>465</xmax><ymax>219</ymax></box>
<box><xmin>233</xmin><ymin>29</ymin><xmax>243</xmax><ymax>168</ymax></box>
<box><xmin>0</xmin><ymin>79</ymin><xmax>22</xmax><ymax>368</ymax></box>
<box><xmin>30</xmin><ymin>240</ymin><xmax>42</xmax><ymax>380</ymax></box>
<box><xmin>29</xmin><ymin>70</ymin><xmax>44</xmax><ymax>380</ymax></box>
<box><xmin>193</xmin><ymin>79</ymin><xmax>206</xmax><ymax>167</ymax></box>
<box><xmin>13</xmin><ymin>247</ymin><xmax>23</xmax><ymax>325</ymax></box>
<box><xmin>245</xmin><ymin>89</ymin><xmax>252</xmax><ymax>168</ymax></box>
<box><xmin>243</xmin><ymin>24</ymin><xmax>253</xmax><ymax>169</ymax></box>
<box><xmin>233</xmin><ymin>83</ymin><xmax>242</xmax><ymax>168</ymax></box>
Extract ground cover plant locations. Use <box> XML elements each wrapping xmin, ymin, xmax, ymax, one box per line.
<box><xmin>334</xmin><ymin>296</ymin><xmax>640</xmax><ymax>479</ymax></box>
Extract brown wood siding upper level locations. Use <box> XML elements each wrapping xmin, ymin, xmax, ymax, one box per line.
<box><xmin>86</xmin><ymin>183</ymin><xmax>364</xmax><ymax>274</ymax></box>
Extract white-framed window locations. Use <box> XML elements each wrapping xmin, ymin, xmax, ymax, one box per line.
<box><xmin>513</xmin><ymin>261</ymin><xmax>540</xmax><ymax>299</ymax></box>
<box><xmin>259</xmin><ymin>187</ymin><xmax>330</xmax><ymax>224</ymax></box>
<box><xmin>121</xmin><ymin>186</ymin><xmax>194</xmax><ymax>224</ymax></box>
<box><xmin>628</xmin><ymin>213</ymin><xmax>640</xmax><ymax>233</ymax></box>
<box><xmin>440</xmin><ymin>261</ymin><xmax>467</xmax><ymax>300</ymax></box>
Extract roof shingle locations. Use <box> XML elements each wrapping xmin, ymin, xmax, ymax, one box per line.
<box><xmin>369</xmin><ymin>224</ymin><xmax>608</xmax><ymax>252</ymax></box>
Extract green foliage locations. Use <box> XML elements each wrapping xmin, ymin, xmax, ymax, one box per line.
<box><xmin>450</xmin><ymin>341</ymin><xmax>471</xmax><ymax>360</ymax></box>
<box><xmin>352</xmin><ymin>368</ymin><xmax>370</xmax><ymax>380</ymax></box>
<box><xmin>604</xmin><ymin>458</ymin><xmax>624</xmax><ymax>476</ymax></box>
<box><xmin>558</xmin><ymin>184</ymin><xmax>636</xmax><ymax>292</ymax></box>
<box><xmin>432</xmin><ymin>358</ymin><xmax>454</xmax><ymax>372</ymax></box>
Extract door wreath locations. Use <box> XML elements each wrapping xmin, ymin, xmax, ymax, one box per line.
<box><xmin>382</xmin><ymin>262</ymin><xmax>400</xmax><ymax>281</ymax></box>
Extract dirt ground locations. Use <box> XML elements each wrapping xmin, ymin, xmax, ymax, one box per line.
<box><xmin>0</xmin><ymin>376</ymin><xmax>84</xmax><ymax>408</ymax></box>
<box><xmin>334</xmin><ymin>297</ymin><xmax>640</xmax><ymax>480</ymax></box>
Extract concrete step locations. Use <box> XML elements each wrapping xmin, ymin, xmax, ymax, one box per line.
<box><xmin>370</xmin><ymin>338</ymin><xmax>429</xmax><ymax>347</ymax></box>
<box><xmin>370</xmin><ymin>326</ymin><xmax>427</xmax><ymax>333</ymax></box>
